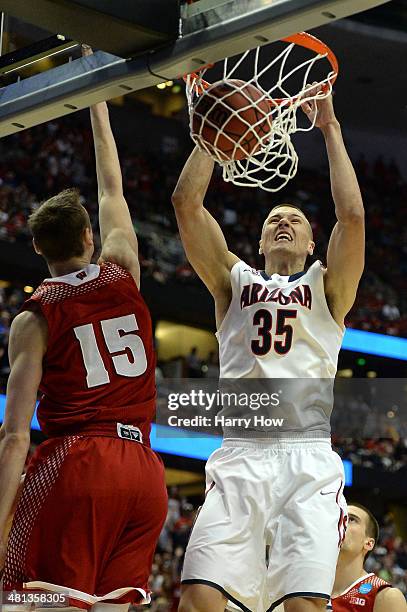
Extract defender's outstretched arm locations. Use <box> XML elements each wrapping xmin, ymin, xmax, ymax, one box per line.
<box><xmin>84</xmin><ymin>45</ymin><xmax>140</xmax><ymax>285</ymax></box>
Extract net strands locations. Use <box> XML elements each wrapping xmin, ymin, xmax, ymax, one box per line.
<box><xmin>185</xmin><ymin>33</ymin><xmax>338</xmax><ymax>192</ymax></box>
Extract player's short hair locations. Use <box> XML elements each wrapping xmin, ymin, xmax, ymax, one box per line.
<box><xmin>28</xmin><ymin>188</ymin><xmax>91</xmax><ymax>263</ymax></box>
<box><xmin>270</xmin><ymin>203</ymin><xmax>306</xmax><ymax>215</ymax></box>
<box><xmin>349</xmin><ymin>502</ymin><xmax>380</xmax><ymax>561</ymax></box>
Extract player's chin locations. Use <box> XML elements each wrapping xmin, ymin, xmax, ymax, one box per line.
<box><xmin>271</xmin><ymin>241</ymin><xmax>293</xmax><ymax>250</ymax></box>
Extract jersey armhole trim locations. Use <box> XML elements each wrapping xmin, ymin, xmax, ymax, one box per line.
<box><xmin>317</xmin><ymin>262</ymin><xmax>345</xmax><ymax>336</ymax></box>
<box><xmin>377</xmin><ymin>584</ymin><xmax>393</xmax><ymax>594</ymax></box>
<box><xmin>107</xmin><ymin>260</ymin><xmax>141</xmax><ymax>293</ymax></box>
<box><xmin>18</xmin><ymin>299</ymin><xmax>47</xmax><ymax>326</ymax></box>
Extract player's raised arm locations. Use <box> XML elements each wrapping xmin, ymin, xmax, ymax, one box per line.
<box><xmin>83</xmin><ymin>46</ymin><xmax>140</xmax><ymax>286</ymax></box>
<box><xmin>302</xmin><ymin>86</ymin><xmax>365</xmax><ymax>326</ymax></box>
<box><xmin>90</xmin><ymin>98</ymin><xmax>140</xmax><ymax>285</ymax></box>
<box><xmin>172</xmin><ymin>146</ymin><xmax>239</xmax><ymax>303</ymax></box>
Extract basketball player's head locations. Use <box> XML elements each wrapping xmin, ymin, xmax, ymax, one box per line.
<box><xmin>28</xmin><ymin>188</ymin><xmax>94</xmax><ymax>265</ymax></box>
<box><xmin>259</xmin><ymin>204</ymin><xmax>314</xmax><ymax>265</ymax></box>
<box><xmin>340</xmin><ymin>504</ymin><xmax>379</xmax><ymax>564</ymax></box>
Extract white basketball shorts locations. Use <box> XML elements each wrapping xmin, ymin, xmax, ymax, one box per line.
<box><xmin>181</xmin><ymin>438</ymin><xmax>347</xmax><ymax>612</ymax></box>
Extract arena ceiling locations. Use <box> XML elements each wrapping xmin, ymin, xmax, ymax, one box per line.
<box><xmin>313</xmin><ymin>17</ymin><xmax>407</xmax><ymax>133</ymax></box>
<box><xmin>0</xmin><ymin>3</ymin><xmax>405</xmax><ymax>136</ymax></box>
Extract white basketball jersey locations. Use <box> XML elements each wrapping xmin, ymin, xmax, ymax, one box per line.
<box><xmin>216</xmin><ymin>260</ymin><xmax>344</xmax><ymax>379</ymax></box>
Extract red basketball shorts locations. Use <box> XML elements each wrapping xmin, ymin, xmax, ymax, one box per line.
<box><xmin>3</xmin><ymin>435</ymin><xmax>168</xmax><ymax>609</ymax></box>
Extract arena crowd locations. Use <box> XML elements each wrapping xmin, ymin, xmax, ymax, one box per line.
<box><xmin>0</xmin><ymin>115</ymin><xmax>406</xmax><ymax>336</ymax></box>
<box><xmin>1</xmin><ymin>109</ymin><xmax>406</xmax><ymax>608</ymax></box>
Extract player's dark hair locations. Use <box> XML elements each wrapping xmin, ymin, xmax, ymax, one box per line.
<box><xmin>350</xmin><ymin>502</ymin><xmax>380</xmax><ymax>562</ymax></box>
<box><xmin>28</xmin><ymin>188</ymin><xmax>91</xmax><ymax>263</ymax></box>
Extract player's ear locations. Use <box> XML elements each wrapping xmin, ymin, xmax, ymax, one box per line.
<box><xmin>308</xmin><ymin>240</ymin><xmax>315</xmax><ymax>256</ymax></box>
<box><xmin>259</xmin><ymin>239</ymin><xmax>263</xmax><ymax>255</ymax></box>
<box><xmin>32</xmin><ymin>238</ymin><xmax>41</xmax><ymax>255</ymax></box>
<box><xmin>84</xmin><ymin>226</ymin><xmax>93</xmax><ymax>246</ymax></box>
<box><xmin>365</xmin><ymin>537</ymin><xmax>375</xmax><ymax>554</ymax></box>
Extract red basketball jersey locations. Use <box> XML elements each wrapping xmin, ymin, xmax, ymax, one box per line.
<box><xmin>22</xmin><ymin>262</ymin><xmax>156</xmax><ymax>444</ymax></box>
<box><xmin>330</xmin><ymin>573</ymin><xmax>392</xmax><ymax>611</ymax></box>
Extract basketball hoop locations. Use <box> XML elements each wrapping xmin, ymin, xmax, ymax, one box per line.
<box><xmin>183</xmin><ymin>32</ymin><xmax>338</xmax><ymax>192</ymax></box>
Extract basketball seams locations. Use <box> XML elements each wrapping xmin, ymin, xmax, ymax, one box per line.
<box><xmin>192</xmin><ymin>79</ymin><xmax>271</xmax><ymax>161</ymax></box>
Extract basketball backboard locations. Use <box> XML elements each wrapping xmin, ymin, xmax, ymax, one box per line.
<box><xmin>0</xmin><ymin>0</ymin><xmax>392</xmax><ymax>137</ymax></box>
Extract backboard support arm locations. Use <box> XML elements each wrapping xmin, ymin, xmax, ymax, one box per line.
<box><xmin>0</xmin><ymin>0</ymin><xmax>391</xmax><ymax>136</ymax></box>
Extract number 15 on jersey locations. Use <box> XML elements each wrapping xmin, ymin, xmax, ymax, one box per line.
<box><xmin>74</xmin><ymin>314</ymin><xmax>148</xmax><ymax>388</ymax></box>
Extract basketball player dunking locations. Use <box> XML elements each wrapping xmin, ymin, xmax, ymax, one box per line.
<box><xmin>172</xmin><ymin>89</ymin><xmax>364</xmax><ymax>612</ymax></box>
<box><xmin>0</xmin><ymin>65</ymin><xmax>167</xmax><ymax>610</ymax></box>
<box><xmin>327</xmin><ymin>503</ymin><xmax>406</xmax><ymax>611</ymax></box>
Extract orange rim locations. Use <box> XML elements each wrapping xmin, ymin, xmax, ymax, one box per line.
<box><xmin>183</xmin><ymin>31</ymin><xmax>339</xmax><ymax>103</ymax></box>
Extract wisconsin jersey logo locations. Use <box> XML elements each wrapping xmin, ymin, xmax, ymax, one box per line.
<box><xmin>76</xmin><ymin>270</ymin><xmax>87</xmax><ymax>280</ymax></box>
<box><xmin>117</xmin><ymin>423</ymin><xmax>143</xmax><ymax>443</ymax></box>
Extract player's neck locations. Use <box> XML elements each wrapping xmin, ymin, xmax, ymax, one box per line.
<box><xmin>332</xmin><ymin>554</ymin><xmax>368</xmax><ymax>598</ymax></box>
<box><xmin>48</xmin><ymin>256</ymin><xmax>92</xmax><ymax>278</ymax></box>
<box><xmin>264</xmin><ymin>254</ymin><xmax>305</xmax><ymax>277</ymax></box>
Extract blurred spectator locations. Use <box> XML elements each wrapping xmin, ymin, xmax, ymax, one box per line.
<box><xmin>203</xmin><ymin>350</ymin><xmax>220</xmax><ymax>378</ymax></box>
<box><xmin>185</xmin><ymin>347</ymin><xmax>202</xmax><ymax>378</ymax></box>
<box><xmin>382</xmin><ymin>299</ymin><xmax>401</xmax><ymax>321</ymax></box>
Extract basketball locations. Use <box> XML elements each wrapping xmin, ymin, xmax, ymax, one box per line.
<box><xmin>191</xmin><ymin>79</ymin><xmax>272</xmax><ymax>161</ymax></box>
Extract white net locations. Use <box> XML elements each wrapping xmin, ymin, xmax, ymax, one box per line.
<box><xmin>185</xmin><ymin>33</ymin><xmax>337</xmax><ymax>192</ymax></box>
